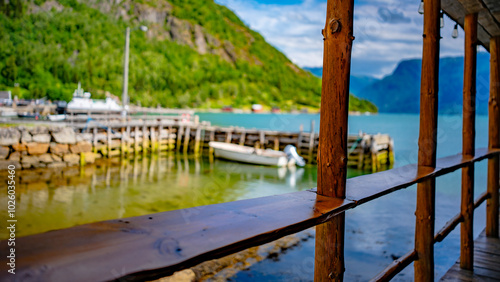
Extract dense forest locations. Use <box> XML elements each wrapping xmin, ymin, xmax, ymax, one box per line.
<box><xmin>0</xmin><ymin>0</ymin><xmax>377</xmax><ymax>112</ymax></box>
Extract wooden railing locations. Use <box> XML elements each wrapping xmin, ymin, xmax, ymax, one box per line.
<box><xmin>0</xmin><ymin>0</ymin><xmax>498</xmax><ymax>281</ymax></box>
<box><xmin>0</xmin><ymin>148</ymin><xmax>498</xmax><ymax>281</ymax></box>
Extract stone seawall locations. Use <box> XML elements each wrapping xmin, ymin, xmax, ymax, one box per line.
<box><xmin>0</xmin><ymin>126</ymin><xmax>99</xmax><ymax>170</ymax></box>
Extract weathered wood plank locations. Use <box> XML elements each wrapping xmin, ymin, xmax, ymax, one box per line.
<box><xmin>0</xmin><ymin>192</ymin><xmax>354</xmax><ymax>282</ymax></box>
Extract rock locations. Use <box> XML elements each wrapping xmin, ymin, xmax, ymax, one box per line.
<box><xmin>0</xmin><ymin>160</ymin><xmax>20</xmax><ymax>169</ymax></box>
<box><xmin>12</xmin><ymin>143</ymin><xmax>27</xmax><ymax>152</ymax></box>
<box><xmin>75</xmin><ymin>134</ymin><xmax>84</xmax><ymax>143</ymax></box>
<box><xmin>81</xmin><ymin>152</ymin><xmax>96</xmax><ymax>164</ymax></box>
<box><xmin>194</xmin><ymin>25</ymin><xmax>207</xmax><ymax>54</ymax></box>
<box><xmin>169</xmin><ymin>17</ymin><xmax>194</xmax><ymax>47</ymax></box>
<box><xmin>21</xmin><ymin>155</ymin><xmax>39</xmax><ymax>168</ymax></box>
<box><xmin>8</xmin><ymin>151</ymin><xmax>20</xmax><ymax>162</ymax></box>
<box><xmin>32</xmin><ymin>134</ymin><xmax>51</xmax><ymax>143</ymax></box>
<box><xmin>50</xmin><ymin>143</ymin><xmax>69</xmax><ymax>154</ymax></box>
<box><xmin>51</xmin><ymin>127</ymin><xmax>76</xmax><ymax>144</ymax></box>
<box><xmin>32</xmin><ymin>162</ymin><xmax>46</xmax><ymax>168</ymax></box>
<box><xmin>29</xmin><ymin>127</ymin><xmax>48</xmax><ymax>135</ymax></box>
<box><xmin>51</xmin><ymin>154</ymin><xmax>62</xmax><ymax>162</ymax></box>
<box><xmin>63</xmin><ymin>154</ymin><xmax>80</xmax><ymax>166</ymax></box>
<box><xmin>223</xmin><ymin>41</ymin><xmax>237</xmax><ymax>63</ymax></box>
<box><xmin>0</xmin><ymin>146</ymin><xmax>9</xmax><ymax>159</ymax></box>
<box><xmin>38</xmin><ymin>154</ymin><xmax>54</xmax><ymax>164</ymax></box>
<box><xmin>47</xmin><ymin>162</ymin><xmax>66</xmax><ymax>168</ymax></box>
<box><xmin>27</xmin><ymin>142</ymin><xmax>50</xmax><ymax>155</ymax></box>
<box><xmin>0</xmin><ymin>128</ymin><xmax>21</xmax><ymax>146</ymax></box>
<box><xmin>158</xmin><ymin>269</ymin><xmax>196</xmax><ymax>282</ymax></box>
<box><xmin>21</xmin><ymin>131</ymin><xmax>32</xmax><ymax>143</ymax></box>
<box><xmin>69</xmin><ymin>141</ymin><xmax>92</xmax><ymax>154</ymax></box>
<box><xmin>80</xmin><ymin>133</ymin><xmax>93</xmax><ymax>142</ymax></box>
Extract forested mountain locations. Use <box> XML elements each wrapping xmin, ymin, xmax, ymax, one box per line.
<box><xmin>0</xmin><ymin>0</ymin><xmax>377</xmax><ymax>112</ymax></box>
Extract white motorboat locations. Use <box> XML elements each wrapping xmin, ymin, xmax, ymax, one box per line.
<box><xmin>209</xmin><ymin>141</ymin><xmax>294</xmax><ymax>167</ymax></box>
<box><xmin>47</xmin><ymin>114</ymin><xmax>66</xmax><ymax>121</ymax></box>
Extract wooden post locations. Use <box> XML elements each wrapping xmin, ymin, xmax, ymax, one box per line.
<box><xmin>158</xmin><ymin>123</ymin><xmax>163</xmax><ymax>153</ymax></box>
<box><xmin>134</xmin><ymin>126</ymin><xmax>139</xmax><ymax>155</ymax></box>
<box><xmin>183</xmin><ymin>126</ymin><xmax>191</xmax><ymax>154</ymax></box>
<box><xmin>308</xmin><ymin>120</ymin><xmax>315</xmax><ymax>163</ymax></box>
<box><xmin>370</xmin><ymin>136</ymin><xmax>378</xmax><ymax>173</ymax></box>
<box><xmin>297</xmin><ymin>124</ymin><xmax>304</xmax><ymax>149</ymax></box>
<box><xmin>107</xmin><ymin>125</ymin><xmax>112</xmax><ymax>158</ymax></box>
<box><xmin>142</xmin><ymin>123</ymin><xmax>147</xmax><ymax>154</ymax></box>
<box><xmin>314</xmin><ymin>0</ymin><xmax>354</xmax><ymax>280</ymax></box>
<box><xmin>259</xmin><ymin>131</ymin><xmax>265</xmax><ymax>149</ymax></box>
<box><xmin>357</xmin><ymin>135</ymin><xmax>365</xmax><ymax>170</ymax></box>
<box><xmin>209</xmin><ymin>129</ymin><xmax>215</xmax><ymax>155</ymax></box>
<box><xmin>226</xmin><ymin>130</ymin><xmax>232</xmax><ymax>143</ymax></box>
<box><xmin>194</xmin><ymin>126</ymin><xmax>202</xmax><ymax>155</ymax></box>
<box><xmin>414</xmin><ymin>0</ymin><xmax>440</xmax><ymax>280</ymax></box>
<box><xmin>487</xmin><ymin>37</ymin><xmax>500</xmax><ymax>238</ymax></box>
<box><xmin>126</xmin><ymin>125</ymin><xmax>131</xmax><ymax>157</ymax></box>
<box><xmin>460</xmin><ymin>12</ymin><xmax>477</xmax><ymax>270</ymax></box>
<box><xmin>239</xmin><ymin>130</ymin><xmax>246</xmax><ymax>146</ymax></box>
<box><xmin>93</xmin><ymin>127</ymin><xmax>98</xmax><ymax>154</ymax></box>
<box><xmin>177</xmin><ymin>125</ymin><xmax>184</xmax><ymax>152</ymax></box>
<box><xmin>121</xmin><ymin>127</ymin><xmax>126</xmax><ymax>157</ymax></box>
<box><xmin>167</xmin><ymin>125</ymin><xmax>173</xmax><ymax>151</ymax></box>
<box><xmin>274</xmin><ymin>136</ymin><xmax>280</xmax><ymax>151</ymax></box>
<box><xmin>150</xmin><ymin>126</ymin><xmax>156</xmax><ymax>153</ymax></box>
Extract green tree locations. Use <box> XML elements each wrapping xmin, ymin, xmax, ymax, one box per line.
<box><xmin>1</xmin><ymin>56</ymin><xmax>17</xmax><ymax>85</ymax></box>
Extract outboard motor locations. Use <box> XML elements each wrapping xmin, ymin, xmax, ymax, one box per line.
<box><xmin>284</xmin><ymin>145</ymin><xmax>306</xmax><ymax>167</ymax></box>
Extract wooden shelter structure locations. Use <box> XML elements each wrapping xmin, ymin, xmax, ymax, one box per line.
<box><xmin>1</xmin><ymin>0</ymin><xmax>500</xmax><ymax>281</ymax></box>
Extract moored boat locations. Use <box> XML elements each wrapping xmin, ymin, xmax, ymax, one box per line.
<box><xmin>209</xmin><ymin>141</ymin><xmax>293</xmax><ymax>167</ymax></box>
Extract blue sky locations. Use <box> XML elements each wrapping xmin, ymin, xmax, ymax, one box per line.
<box><xmin>215</xmin><ymin>0</ymin><xmax>474</xmax><ymax>78</ymax></box>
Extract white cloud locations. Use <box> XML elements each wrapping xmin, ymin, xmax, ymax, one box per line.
<box><xmin>216</xmin><ymin>0</ymin><xmax>466</xmax><ymax>77</ymax></box>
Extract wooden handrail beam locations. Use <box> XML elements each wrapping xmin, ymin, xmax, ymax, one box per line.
<box><xmin>369</xmin><ymin>250</ymin><xmax>417</xmax><ymax>282</ymax></box>
<box><xmin>1</xmin><ymin>149</ymin><xmax>499</xmax><ymax>282</ymax></box>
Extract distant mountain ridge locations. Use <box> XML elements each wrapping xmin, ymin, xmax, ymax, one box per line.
<box><xmin>304</xmin><ymin>67</ymin><xmax>380</xmax><ymax>97</ymax></box>
<box><xmin>306</xmin><ymin>53</ymin><xmax>490</xmax><ymax>115</ymax></box>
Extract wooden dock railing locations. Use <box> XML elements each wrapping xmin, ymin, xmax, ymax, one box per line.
<box><xmin>69</xmin><ymin>118</ymin><xmax>393</xmax><ymax>170</ymax></box>
<box><xmin>0</xmin><ymin>0</ymin><xmax>499</xmax><ymax>281</ymax></box>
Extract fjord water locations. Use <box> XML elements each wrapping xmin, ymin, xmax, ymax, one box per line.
<box><xmin>1</xmin><ymin>113</ymin><xmax>490</xmax><ymax>280</ymax></box>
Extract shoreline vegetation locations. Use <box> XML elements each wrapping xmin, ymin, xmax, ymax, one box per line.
<box><xmin>0</xmin><ymin>0</ymin><xmax>378</xmax><ymax>114</ymax></box>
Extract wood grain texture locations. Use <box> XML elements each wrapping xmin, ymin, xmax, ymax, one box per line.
<box><xmin>0</xmin><ymin>191</ymin><xmax>354</xmax><ymax>282</ymax></box>
<box><xmin>487</xmin><ymin>37</ymin><xmax>500</xmax><ymax>238</ymax></box>
<box><xmin>317</xmin><ymin>0</ymin><xmax>354</xmax><ymax>198</ymax></box>
<box><xmin>441</xmin><ymin>223</ymin><xmax>500</xmax><ymax>281</ymax></box>
<box><xmin>460</xmin><ymin>13</ymin><xmax>478</xmax><ymax>270</ymax></box>
<box><xmin>315</xmin><ymin>0</ymin><xmax>354</xmax><ymax>280</ymax></box>
<box><xmin>369</xmin><ymin>250</ymin><xmax>417</xmax><ymax>282</ymax></box>
<box><xmin>415</xmin><ymin>0</ymin><xmax>440</xmax><ymax>279</ymax></box>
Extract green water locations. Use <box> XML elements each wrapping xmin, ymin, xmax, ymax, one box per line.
<box><xmin>0</xmin><ymin>155</ymin><xmax>366</xmax><ymax>239</ymax></box>
<box><xmin>0</xmin><ymin>113</ymin><xmax>492</xmax><ymax>280</ymax></box>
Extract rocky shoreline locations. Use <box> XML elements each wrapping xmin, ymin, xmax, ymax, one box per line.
<box><xmin>0</xmin><ymin>126</ymin><xmax>99</xmax><ymax>170</ymax></box>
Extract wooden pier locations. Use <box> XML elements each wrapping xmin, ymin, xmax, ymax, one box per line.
<box><xmin>441</xmin><ymin>218</ymin><xmax>500</xmax><ymax>281</ymax></box>
<box><xmin>71</xmin><ymin>118</ymin><xmax>394</xmax><ymax>170</ymax></box>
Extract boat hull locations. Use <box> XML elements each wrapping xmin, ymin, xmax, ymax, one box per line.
<box><xmin>209</xmin><ymin>142</ymin><xmax>289</xmax><ymax>167</ymax></box>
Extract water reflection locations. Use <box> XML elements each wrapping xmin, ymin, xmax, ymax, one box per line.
<box><xmin>0</xmin><ymin>155</ymin><xmax>319</xmax><ymax>239</ymax></box>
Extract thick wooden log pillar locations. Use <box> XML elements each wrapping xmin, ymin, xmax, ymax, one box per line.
<box><xmin>414</xmin><ymin>0</ymin><xmax>440</xmax><ymax>280</ymax></box>
<box><xmin>460</xmin><ymin>13</ymin><xmax>477</xmax><ymax>270</ymax></box>
<box><xmin>315</xmin><ymin>0</ymin><xmax>354</xmax><ymax>281</ymax></box>
<box><xmin>487</xmin><ymin>37</ymin><xmax>500</xmax><ymax>238</ymax></box>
